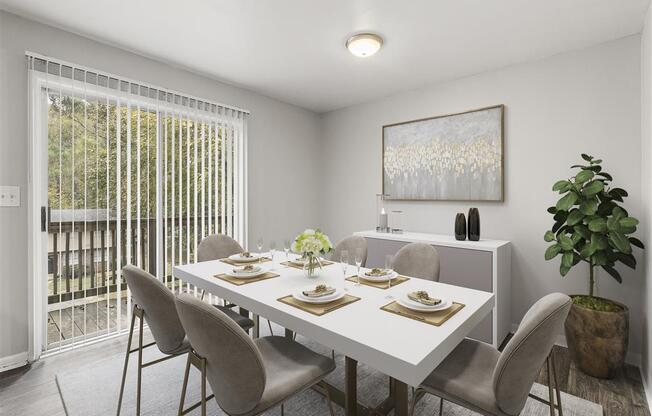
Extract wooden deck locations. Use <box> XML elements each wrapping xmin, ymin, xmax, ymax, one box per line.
<box><xmin>46</xmin><ymin>296</ymin><xmax>129</xmax><ymax>350</ymax></box>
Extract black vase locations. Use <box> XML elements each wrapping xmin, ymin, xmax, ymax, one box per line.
<box><xmin>454</xmin><ymin>213</ymin><xmax>467</xmax><ymax>241</ymax></box>
<box><xmin>468</xmin><ymin>208</ymin><xmax>480</xmax><ymax>241</ymax></box>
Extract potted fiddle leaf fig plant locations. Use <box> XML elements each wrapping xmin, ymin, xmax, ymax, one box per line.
<box><xmin>544</xmin><ymin>154</ymin><xmax>644</xmax><ymax>379</ymax></box>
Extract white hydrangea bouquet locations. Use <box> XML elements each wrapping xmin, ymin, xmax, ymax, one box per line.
<box><xmin>292</xmin><ymin>229</ymin><xmax>333</xmax><ymax>277</ymax></box>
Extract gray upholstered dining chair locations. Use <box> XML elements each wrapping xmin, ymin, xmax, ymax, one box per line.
<box><xmin>117</xmin><ymin>265</ymin><xmax>253</xmax><ymax>416</ymax></box>
<box><xmin>197</xmin><ymin>233</ymin><xmax>245</xmax><ymax>262</ymax></box>
<box><xmin>197</xmin><ymin>233</ymin><xmax>276</xmax><ymax>336</ymax></box>
<box><xmin>392</xmin><ymin>242</ymin><xmax>440</xmax><ymax>281</ymax></box>
<box><xmin>410</xmin><ymin>293</ymin><xmax>571</xmax><ymax>416</ymax></box>
<box><xmin>175</xmin><ymin>293</ymin><xmax>337</xmax><ymax>416</ymax></box>
<box><xmin>330</xmin><ymin>235</ymin><xmax>368</xmax><ymax>267</ymax></box>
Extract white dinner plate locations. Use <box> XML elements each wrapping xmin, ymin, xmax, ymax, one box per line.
<box><xmin>360</xmin><ymin>270</ymin><xmax>398</xmax><ymax>282</ymax></box>
<box><xmin>289</xmin><ymin>258</ymin><xmax>308</xmax><ymax>266</ymax></box>
<box><xmin>228</xmin><ymin>253</ymin><xmax>261</xmax><ymax>263</ymax></box>
<box><xmin>292</xmin><ymin>287</ymin><xmax>345</xmax><ymax>304</ymax></box>
<box><xmin>397</xmin><ymin>295</ymin><xmax>452</xmax><ymax>312</ymax></box>
<box><xmin>225</xmin><ymin>267</ymin><xmax>266</xmax><ymax>279</ymax></box>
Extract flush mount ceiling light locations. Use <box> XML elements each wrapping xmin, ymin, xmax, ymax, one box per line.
<box><xmin>346</xmin><ymin>33</ymin><xmax>383</xmax><ymax>57</ymax></box>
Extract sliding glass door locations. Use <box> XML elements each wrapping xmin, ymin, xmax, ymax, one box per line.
<box><xmin>27</xmin><ymin>54</ymin><xmax>248</xmax><ymax>356</ymax></box>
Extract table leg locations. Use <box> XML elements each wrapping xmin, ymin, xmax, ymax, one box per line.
<box><xmin>393</xmin><ymin>379</ymin><xmax>408</xmax><ymax>416</ymax></box>
<box><xmin>345</xmin><ymin>356</ymin><xmax>358</xmax><ymax>416</ymax></box>
<box><xmin>252</xmin><ymin>314</ymin><xmax>260</xmax><ymax>339</ymax></box>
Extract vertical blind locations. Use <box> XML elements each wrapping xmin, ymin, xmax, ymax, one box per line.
<box><xmin>27</xmin><ymin>53</ymin><xmax>249</xmax><ymax>354</ymax></box>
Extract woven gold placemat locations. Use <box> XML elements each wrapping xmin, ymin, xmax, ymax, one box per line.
<box><xmin>346</xmin><ymin>275</ymin><xmax>410</xmax><ymax>290</ymax></box>
<box><xmin>277</xmin><ymin>294</ymin><xmax>361</xmax><ymax>316</ymax></box>
<box><xmin>380</xmin><ymin>301</ymin><xmax>465</xmax><ymax>326</ymax></box>
<box><xmin>280</xmin><ymin>260</ymin><xmax>335</xmax><ymax>270</ymax></box>
<box><xmin>220</xmin><ymin>257</ymin><xmax>272</xmax><ymax>266</ymax></box>
<box><xmin>214</xmin><ymin>271</ymin><xmax>280</xmax><ymax>286</ymax></box>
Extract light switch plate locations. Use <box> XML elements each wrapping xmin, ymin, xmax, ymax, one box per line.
<box><xmin>0</xmin><ymin>186</ymin><xmax>20</xmax><ymax>207</ymax></box>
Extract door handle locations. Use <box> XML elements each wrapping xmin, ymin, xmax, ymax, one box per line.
<box><xmin>41</xmin><ymin>206</ymin><xmax>47</xmax><ymax>232</ymax></box>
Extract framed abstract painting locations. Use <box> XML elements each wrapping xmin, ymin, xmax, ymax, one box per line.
<box><xmin>382</xmin><ymin>105</ymin><xmax>504</xmax><ymax>201</ymax></box>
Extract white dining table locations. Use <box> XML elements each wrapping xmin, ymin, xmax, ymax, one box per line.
<box><xmin>173</xmin><ymin>254</ymin><xmax>494</xmax><ymax>416</ymax></box>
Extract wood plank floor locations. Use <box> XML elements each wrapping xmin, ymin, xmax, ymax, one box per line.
<box><xmin>0</xmin><ymin>334</ymin><xmax>649</xmax><ymax>415</ymax></box>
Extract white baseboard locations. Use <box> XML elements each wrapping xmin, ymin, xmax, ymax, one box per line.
<box><xmin>0</xmin><ymin>351</ymin><xmax>29</xmax><ymax>373</ymax></box>
<box><xmin>509</xmin><ymin>323</ymin><xmax>641</xmax><ymax>366</ymax></box>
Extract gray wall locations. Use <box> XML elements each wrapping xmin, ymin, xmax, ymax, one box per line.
<box><xmin>319</xmin><ymin>36</ymin><xmax>645</xmax><ymax>360</ymax></box>
<box><xmin>0</xmin><ymin>11</ymin><xmax>321</xmax><ymax>360</ymax></box>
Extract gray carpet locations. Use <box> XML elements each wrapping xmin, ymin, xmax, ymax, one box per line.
<box><xmin>57</xmin><ymin>323</ymin><xmax>603</xmax><ymax>416</ymax></box>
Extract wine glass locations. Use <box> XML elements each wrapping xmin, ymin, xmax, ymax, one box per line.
<box><xmin>340</xmin><ymin>250</ymin><xmax>349</xmax><ymax>289</ymax></box>
<box><xmin>257</xmin><ymin>238</ymin><xmax>264</xmax><ymax>263</ymax></box>
<box><xmin>284</xmin><ymin>239</ymin><xmax>291</xmax><ymax>261</ymax></box>
<box><xmin>354</xmin><ymin>248</ymin><xmax>363</xmax><ymax>286</ymax></box>
<box><xmin>384</xmin><ymin>254</ymin><xmax>394</xmax><ymax>298</ymax></box>
<box><xmin>269</xmin><ymin>240</ymin><xmax>276</xmax><ymax>262</ymax></box>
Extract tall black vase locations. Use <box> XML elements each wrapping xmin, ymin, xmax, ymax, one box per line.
<box><xmin>454</xmin><ymin>213</ymin><xmax>467</xmax><ymax>241</ymax></box>
<box><xmin>468</xmin><ymin>208</ymin><xmax>480</xmax><ymax>241</ymax></box>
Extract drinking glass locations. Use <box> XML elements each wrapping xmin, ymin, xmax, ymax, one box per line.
<box><xmin>257</xmin><ymin>238</ymin><xmax>264</xmax><ymax>263</ymax></box>
<box><xmin>354</xmin><ymin>248</ymin><xmax>363</xmax><ymax>286</ymax></box>
<box><xmin>340</xmin><ymin>250</ymin><xmax>349</xmax><ymax>289</ymax></box>
<box><xmin>269</xmin><ymin>241</ymin><xmax>276</xmax><ymax>262</ymax></box>
<box><xmin>384</xmin><ymin>254</ymin><xmax>394</xmax><ymax>298</ymax></box>
<box><xmin>284</xmin><ymin>239</ymin><xmax>291</xmax><ymax>261</ymax></box>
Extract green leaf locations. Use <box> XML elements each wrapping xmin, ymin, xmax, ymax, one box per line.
<box><xmin>556</xmin><ymin>193</ymin><xmax>578</xmax><ymax>211</ymax></box>
<box><xmin>552</xmin><ymin>180</ymin><xmax>571</xmax><ymax>192</ymax></box>
<box><xmin>602</xmin><ymin>265</ymin><xmax>622</xmax><ymax>283</ymax></box>
<box><xmin>592</xmin><ymin>159</ymin><xmax>603</xmax><ymax>164</ymax></box>
<box><xmin>570</xmin><ymin>164</ymin><xmax>587</xmax><ymax>169</ymax></box>
<box><xmin>612</xmin><ymin>206</ymin><xmax>626</xmax><ymax>220</ymax></box>
<box><xmin>562</xmin><ymin>252</ymin><xmax>574</xmax><ymax>268</ymax></box>
<box><xmin>591</xmin><ymin>233</ymin><xmax>609</xmax><ymax>250</ymax></box>
<box><xmin>579</xmin><ymin>199</ymin><xmax>598</xmax><ymax>215</ymax></box>
<box><xmin>615</xmin><ymin>252</ymin><xmax>636</xmax><ymax>269</ymax></box>
<box><xmin>545</xmin><ymin>244</ymin><xmax>562</xmax><ymax>260</ymax></box>
<box><xmin>547</xmin><ymin>206</ymin><xmax>557</xmax><ymax>214</ymax></box>
<box><xmin>611</xmin><ymin>188</ymin><xmax>628</xmax><ymax>198</ymax></box>
<box><xmin>560</xmin><ymin>264</ymin><xmax>571</xmax><ymax>277</ymax></box>
<box><xmin>588</xmin><ymin>218</ymin><xmax>607</xmax><ymax>232</ymax></box>
<box><xmin>553</xmin><ymin>210</ymin><xmax>568</xmax><ymax>222</ymax></box>
<box><xmin>593</xmin><ymin>250</ymin><xmax>608</xmax><ymax>266</ymax></box>
<box><xmin>584</xmin><ymin>165</ymin><xmax>602</xmax><ymax>172</ymax></box>
<box><xmin>575</xmin><ymin>170</ymin><xmax>594</xmax><ymax>184</ymax></box>
<box><xmin>609</xmin><ymin>232</ymin><xmax>632</xmax><ymax>254</ymax></box>
<box><xmin>596</xmin><ymin>172</ymin><xmax>613</xmax><ymax>181</ymax></box>
<box><xmin>574</xmin><ymin>225</ymin><xmax>591</xmax><ymax>240</ymax></box>
<box><xmin>552</xmin><ymin>220</ymin><xmax>565</xmax><ymax>233</ymax></box>
<box><xmin>607</xmin><ymin>217</ymin><xmax>621</xmax><ymax>232</ymax></box>
<box><xmin>597</xmin><ymin>200</ymin><xmax>617</xmax><ymax>216</ymax></box>
<box><xmin>582</xmin><ymin>180</ymin><xmax>604</xmax><ymax>196</ymax></box>
<box><xmin>580</xmin><ymin>243</ymin><xmax>596</xmax><ymax>258</ymax></box>
<box><xmin>571</xmin><ymin>233</ymin><xmax>583</xmax><ymax>245</ymax></box>
<box><xmin>544</xmin><ymin>231</ymin><xmax>555</xmax><ymax>242</ymax></box>
<box><xmin>619</xmin><ymin>217</ymin><xmax>639</xmax><ymax>228</ymax></box>
<box><xmin>629</xmin><ymin>237</ymin><xmax>645</xmax><ymax>249</ymax></box>
<box><xmin>566</xmin><ymin>209</ymin><xmax>584</xmax><ymax>226</ymax></box>
<box><xmin>581</xmin><ymin>153</ymin><xmax>593</xmax><ymax>162</ymax></box>
<box><xmin>558</xmin><ymin>234</ymin><xmax>574</xmax><ymax>251</ymax></box>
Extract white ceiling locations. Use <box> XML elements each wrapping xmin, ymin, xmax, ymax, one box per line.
<box><xmin>1</xmin><ymin>0</ymin><xmax>649</xmax><ymax>113</ymax></box>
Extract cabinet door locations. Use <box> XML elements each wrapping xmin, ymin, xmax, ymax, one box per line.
<box><xmin>365</xmin><ymin>237</ymin><xmax>494</xmax><ymax>344</ymax></box>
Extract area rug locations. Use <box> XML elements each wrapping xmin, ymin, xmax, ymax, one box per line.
<box><xmin>57</xmin><ymin>324</ymin><xmax>603</xmax><ymax>416</ymax></box>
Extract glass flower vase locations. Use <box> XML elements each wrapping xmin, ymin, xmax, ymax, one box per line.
<box><xmin>303</xmin><ymin>255</ymin><xmax>323</xmax><ymax>278</ymax></box>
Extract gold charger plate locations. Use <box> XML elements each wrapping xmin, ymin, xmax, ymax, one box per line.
<box><xmin>220</xmin><ymin>257</ymin><xmax>272</xmax><ymax>266</ymax></box>
<box><xmin>277</xmin><ymin>294</ymin><xmax>360</xmax><ymax>316</ymax></box>
<box><xmin>346</xmin><ymin>275</ymin><xmax>409</xmax><ymax>290</ymax></box>
<box><xmin>381</xmin><ymin>301</ymin><xmax>465</xmax><ymax>326</ymax></box>
<box><xmin>214</xmin><ymin>271</ymin><xmax>280</xmax><ymax>286</ymax></box>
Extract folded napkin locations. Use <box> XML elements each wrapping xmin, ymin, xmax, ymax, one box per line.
<box><xmin>365</xmin><ymin>268</ymin><xmax>389</xmax><ymax>277</ymax></box>
<box><xmin>408</xmin><ymin>291</ymin><xmax>442</xmax><ymax>306</ymax></box>
<box><xmin>302</xmin><ymin>284</ymin><xmax>336</xmax><ymax>298</ymax></box>
<box><xmin>233</xmin><ymin>264</ymin><xmax>259</xmax><ymax>274</ymax></box>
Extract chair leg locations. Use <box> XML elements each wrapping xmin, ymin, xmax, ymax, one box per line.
<box><xmin>320</xmin><ymin>381</ymin><xmax>336</xmax><ymax>416</ymax></box>
<box><xmin>439</xmin><ymin>398</ymin><xmax>444</xmax><ymax>415</ymax></box>
<box><xmin>551</xmin><ymin>353</ymin><xmax>563</xmax><ymax>416</ymax></box>
<box><xmin>178</xmin><ymin>354</ymin><xmax>192</xmax><ymax>416</ymax></box>
<box><xmin>200</xmin><ymin>356</ymin><xmax>207</xmax><ymax>416</ymax></box>
<box><xmin>546</xmin><ymin>357</ymin><xmax>555</xmax><ymax>416</ymax></box>
<box><xmin>267</xmin><ymin>319</ymin><xmax>274</xmax><ymax>336</ymax></box>
<box><xmin>408</xmin><ymin>387</ymin><xmax>422</xmax><ymax>416</ymax></box>
<box><xmin>281</xmin><ymin>403</ymin><xmax>285</xmax><ymax>416</ymax></box>
<box><xmin>136</xmin><ymin>309</ymin><xmax>144</xmax><ymax>416</ymax></box>
<box><xmin>116</xmin><ymin>306</ymin><xmax>137</xmax><ymax>416</ymax></box>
